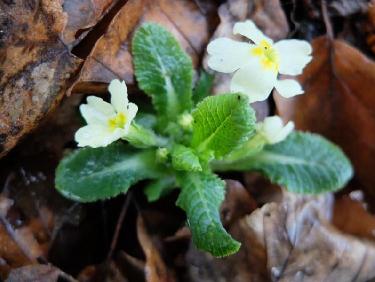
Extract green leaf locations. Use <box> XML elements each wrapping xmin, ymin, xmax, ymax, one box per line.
<box><xmin>144</xmin><ymin>177</ymin><xmax>176</xmax><ymax>202</ymax></box>
<box><xmin>176</xmin><ymin>172</ymin><xmax>240</xmax><ymax>257</ymax></box>
<box><xmin>171</xmin><ymin>145</ymin><xmax>202</xmax><ymax>172</ymax></box>
<box><xmin>214</xmin><ymin>132</ymin><xmax>353</xmax><ymax>194</ymax></box>
<box><xmin>191</xmin><ymin>94</ymin><xmax>255</xmax><ymax>158</ymax></box>
<box><xmin>55</xmin><ymin>143</ymin><xmax>161</xmax><ymax>202</ymax></box>
<box><xmin>132</xmin><ymin>23</ymin><xmax>193</xmax><ymax>123</ymax></box>
<box><xmin>193</xmin><ymin>71</ymin><xmax>214</xmax><ymax>105</ymax></box>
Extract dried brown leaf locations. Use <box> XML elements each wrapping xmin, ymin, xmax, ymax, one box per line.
<box><xmin>221</xmin><ymin>180</ymin><xmax>257</xmax><ymax>227</ymax></box>
<box><xmin>366</xmin><ymin>0</ymin><xmax>375</xmax><ymax>54</ymax></box>
<box><xmin>73</xmin><ymin>0</ymin><xmax>214</xmax><ymax>93</ymax></box>
<box><xmin>0</xmin><ymin>0</ymin><xmax>82</xmax><ymax>158</ymax></box>
<box><xmin>137</xmin><ymin>215</ymin><xmax>175</xmax><ymax>282</ymax></box>
<box><xmin>275</xmin><ymin>36</ymin><xmax>375</xmax><ymax>198</ymax></box>
<box><xmin>62</xmin><ymin>0</ymin><xmax>115</xmax><ymax>45</ymax></box>
<box><xmin>6</xmin><ymin>264</ymin><xmax>76</xmax><ymax>282</ymax></box>
<box><xmin>333</xmin><ymin>194</ymin><xmax>375</xmax><ymax>240</ymax></box>
<box><xmin>235</xmin><ymin>192</ymin><xmax>375</xmax><ymax>281</ymax></box>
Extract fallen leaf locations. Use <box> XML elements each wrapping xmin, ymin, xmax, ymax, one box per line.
<box><xmin>0</xmin><ymin>197</ymin><xmax>33</xmax><ymax>279</ymax></box>
<box><xmin>6</xmin><ymin>264</ymin><xmax>76</xmax><ymax>282</ymax></box>
<box><xmin>366</xmin><ymin>0</ymin><xmax>375</xmax><ymax>54</ymax></box>
<box><xmin>77</xmin><ymin>261</ymin><xmax>129</xmax><ymax>282</ymax></box>
<box><xmin>0</xmin><ymin>0</ymin><xmax>82</xmax><ymax>158</ymax></box>
<box><xmin>62</xmin><ymin>0</ymin><xmax>115</xmax><ymax>45</ymax></box>
<box><xmin>244</xmin><ymin>172</ymin><xmax>282</xmax><ymax>205</ymax></box>
<box><xmin>137</xmin><ymin>215</ymin><xmax>175</xmax><ymax>282</ymax></box>
<box><xmin>333</xmin><ymin>193</ymin><xmax>375</xmax><ymax>240</ymax></box>
<box><xmin>186</xmin><ymin>191</ymin><xmax>375</xmax><ymax>282</ymax></box>
<box><xmin>237</xmin><ymin>192</ymin><xmax>375</xmax><ymax>281</ymax></box>
<box><xmin>73</xmin><ymin>0</ymin><xmax>215</xmax><ymax>93</ymax></box>
<box><xmin>275</xmin><ymin>36</ymin><xmax>375</xmax><ymax>198</ymax></box>
<box><xmin>328</xmin><ymin>0</ymin><xmax>369</xmax><ymax>16</ymax></box>
<box><xmin>221</xmin><ymin>180</ymin><xmax>257</xmax><ymax>227</ymax></box>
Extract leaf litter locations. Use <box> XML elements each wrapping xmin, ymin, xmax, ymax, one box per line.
<box><xmin>2</xmin><ymin>0</ymin><xmax>375</xmax><ymax>281</ymax></box>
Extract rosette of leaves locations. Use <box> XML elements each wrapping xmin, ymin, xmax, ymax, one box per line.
<box><xmin>55</xmin><ymin>23</ymin><xmax>353</xmax><ymax>257</ymax></box>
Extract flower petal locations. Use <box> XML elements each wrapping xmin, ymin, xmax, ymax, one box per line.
<box><xmin>79</xmin><ymin>104</ymin><xmax>108</xmax><ymax>125</ymax></box>
<box><xmin>233</xmin><ymin>20</ymin><xmax>273</xmax><ymax>44</ymax></box>
<box><xmin>127</xmin><ymin>103</ymin><xmax>138</xmax><ymax>122</ymax></box>
<box><xmin>123</xmin><ymin>103</ymin><xmax>138</xmax><ymax>134</ymax></box>
<box><xmin>274</xmin><ymin>79</ymin><xmax>304</xmax><ymax>98</ymax></box>
<box><xmin>75</xmin><ymin>125</ymin><xmax>124</xmax><ymax>148</ymax></box>
<box><xmin>230</xmin><ymin>61</ymin><xmax>277</xmax><ymax>103</ymax></box>
<box><xmin>272</xmin><ymin>121</ymin><xmax>294</xmax><ymax>144</ymax></box>
<box><xmin>109</xmin><ymin>79</ymin><xmax>128</xmax><ymax>113</ymax></box>
<box><xmin>274</xmin><ymin>39</ymin><xmax>312</xmax><ymax>75</ymax></box>
<box><xmin>207</xmin><ymin>38</ymin><xmax>253</xmax><ymax>73</ymax></box>
<box><xmin>261</xmin><ymin>116</ymin><xmax>284</xmax><ymax>136</ymax></box>
<box><xmin>258</xmin><ymin>116</ymin><xmax>294</xmax><ymax>144</ymax></box>
<box><xmin>87</xmin><ymin>96</ymin><xmax>115</xmax><ymax>116</ymax></box>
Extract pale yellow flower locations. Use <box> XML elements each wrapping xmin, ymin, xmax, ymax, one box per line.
<box><xmin>75</xmin><ymin>79</ymin><xmax>138</xmax><ymax>148</ymax></box>
<box><xmin>257</xmin><ymin>116</ymin><xmax>294</xmax><ymax>144</ymax></box>
<box><xmin>207</xmin><ymin>20</ymin><xmax>312</xmax><ymax>103</ymax></box>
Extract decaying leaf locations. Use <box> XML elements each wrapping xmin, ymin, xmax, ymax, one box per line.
<box><xmin>275</xmin><ymin>36</ymin><xmax>375</xmax><ymax>198</ymax></box>
<box><xmin>0</xmin><ymin>150</ymin><xmax>83</xmax><ymax>279</ymax></box>
<box><xmin>186</xmin><ymin>192</ymin><xmax>375</xmax><ymax>282</ymax></box>
<box><xmin>137</xmin><ymin>215</ymin><xmax>175</xmax><ymax>282</ymax></box>
<box><xmin>366</xmin><ymin>0</ymin><xmax>375</xmax><ymax>54</ymax></box>
<box><xmin>221</xmin><ymin>180</ymin><xmax>257</xmax><ymax>227</ymax></box>
<box><xmin>6</xmin><ymin>264</ymin><xmax>76</xmax><ymax>282</ymax></box>
<box><xmin>238</xmin><ymin>192</ymin><xmax>375</xmax><ymax>281</ymax></box>
<box><xmin>0</xmin><ymin>196</ymin><xmax>35</xmax><ymax>279</ymax></box>
<box><xmin>333</xmin><ymin>193</ymin><xmax>375</xmax><ymax>240</ymax></box>
<box><xmin>328</xmin><ymin>0</ymin><xmax>369</xmax><ymax>16</ymax></box>
<box><xmin>62</xmin><ymin>0</ymin><xmax>115</xmax><ymax>45</ymax></box>
<box><xmin>73</xmin><ymin>0</ymin><xmax>215</xmax><ymax>92</ymax></box>
<box><xmin>0</xmin><ymin>0</ymin><xmax>82</xmax><ymax>158</ymax></box>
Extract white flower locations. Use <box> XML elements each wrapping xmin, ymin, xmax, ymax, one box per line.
<box><xmin>257</xmin><ymin>116</ymin><xmax>294</xmax><ymax>144</ymax></box>
<box><xmin>75</xmin><ymin>79</ymin><xmax>138</xmax><ymax>148</ymax></box>
<box><xmin>207</xmin><ymin>20</ymin><xmax>312</xmax><ymax>103</ymax></box>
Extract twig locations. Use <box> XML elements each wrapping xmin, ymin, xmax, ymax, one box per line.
<box><xmin>106</xmin><ymin>193</ymin><xmax>132</xmax><ymax>261</ymax></box>
<box><xmin>321</xmin><ymin>0</ymin><xmax>334</xmax><ymax>40</ymax></box>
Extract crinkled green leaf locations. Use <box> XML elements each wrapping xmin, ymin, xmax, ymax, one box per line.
<box><xmin>176</xmin><ymin>172</ymin><xmax>240</xmax><ymax>257</ymax></box>
<box><xmin>193</xmin><ymin>71</ymin><xmax>214</xmax><ymax>105</ymax></box>
<box><xmin>132</xmin><ymin>23</ymin><xmax>193</xmax><ymax>123</ymax></box>
<box><xmin>55</xmin><ymin>143</ymin><xmax>160</xmax><ymax>202</ymax></box>
<box><xmin>191</xmin><ymin>94</ymin><xmax>255</xmax><ymax>158</ymax></box>
<box><xmin>171</xmin><ymin>145</ymin><xmax>202</xmax><ymax>172</ymax></box>
<box><xmin>215</xmin><ymin>132</ymin><xmax>353</xmax><ymax>194</ymax></box>
<box><xmin>144</xmin><ymin>177</ymin><xmax>176</xmax><ymax>202</ymax></box>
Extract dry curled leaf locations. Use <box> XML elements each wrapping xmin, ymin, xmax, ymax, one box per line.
<box><xmin>74</xmin><ymin>0</ymin><xmax>215</xmax><ymax>93</ymax></box>
<box><xmin>6</xmin><ymin>264</ymin><xmax>76</xmax><ymax>282</ymax></box>
<box><xmin>235</xmin><ymin>192</ymin><xmax>375</xmax><ymax>282</ymax></box>
<box><xmin>0</xmin><ymin>0</ymin><xmax>82</xmax><ymax>158</ymax></box>
<box><xmin>275</xmin><ymin>36</ymin><xmax>375</xmax><ymax>198</ymax></box>
<box><xmin>186</xmin><ymin>191</ymin><xmax>375</xmax><ymax>282</ymax></box>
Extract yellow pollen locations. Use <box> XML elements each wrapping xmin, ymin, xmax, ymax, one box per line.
<box><xmin>108</xmin><ymin>112</ymin><xmax>127</xmax><ymax>130</ymax></box>
<box><xmin>251</xmin><ymin>40</ymin><xmax>279</xmax><ymax>72</ymax></box>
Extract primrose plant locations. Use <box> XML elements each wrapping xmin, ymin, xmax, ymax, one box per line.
<box><xmin>56</xmin><ymin>21</ymin><xmax>353</xmax><ymax>257</ymax></box>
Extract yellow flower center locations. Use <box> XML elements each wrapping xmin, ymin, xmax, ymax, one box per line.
<box><xmin>108</xmin><ymin>112</ymin><xmax>127</xmax><ymax>130</ymax></box>
<box><xmin>251</xmin><ymin>40</ymin><xmax>279</xmax><ymax>72</ymax></box>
